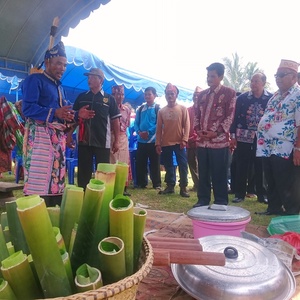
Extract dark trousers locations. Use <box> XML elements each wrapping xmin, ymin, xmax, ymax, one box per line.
<box><xmin>187</xmin><ymin>147</ymin><xmax>199</xmax><ymax>189</ymax></box>
<box><xmin>136</xmin><ymin>143</ymin><xmax>161</xmax><ymax>188</ymax></box>
<box><xmin>77</xmin><ymin>145</ymin><xmax>110</xmax><ymax>189</ymax></box>
<box><xmin>235</xmin><ymin>141</ymin><xmax>266</xmax><ymax>199</ymax></box>
<box><xmin>42</xmin><ymin>195</ymin><xmax>62</xmax><ymax>207</ymax></box>
<box><xmin>197</xmin><ymin>147</ymin><xmax>229</xmax><ymax>205</ymax></box>
<box><xmin>161</xmin><ymin>144</ymin><xmax>188</xmax><ymax>188</ymax></box>
<box><xmin>129</xmin><ymin>149</ymin><xmax>137</xmax><ymax>187</ymax></box>
<box><xmin>263</xmin><ymin>154</ymin><xmax>300</xmax><ymax>214</ymax></box>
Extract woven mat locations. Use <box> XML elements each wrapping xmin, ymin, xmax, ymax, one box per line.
<box><xmin>136</xmin><ymin>209</ymin><xmax>300</xmax><ymax>300</ymax></box>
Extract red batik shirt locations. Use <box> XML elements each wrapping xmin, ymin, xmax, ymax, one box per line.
<box><xmin>194</xmin><ymin>85</ymin><xmax>236</xmax><ymax>149</ymax></box>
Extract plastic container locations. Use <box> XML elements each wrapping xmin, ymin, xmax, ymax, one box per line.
<box><xmin>268</xmin><ymin>215</ymin><xmax>300</xmax><ymax>235</ymax></box>
<box><xmin>187</xmin><ymin>205</ymin><xmax>251</xmax><ymax>238</ymax></box>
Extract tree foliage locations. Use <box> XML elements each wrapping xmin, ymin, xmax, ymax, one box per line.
<box><xmin>222</xmin><ymin>53</ymin><xmax>263</xmax><ymax>93</ymax></box>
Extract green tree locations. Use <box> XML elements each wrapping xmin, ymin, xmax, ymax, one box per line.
<box><xmin>222</xmin><ymin>53</ymin><xmax>262</xmax><ymax>93</ymax></box>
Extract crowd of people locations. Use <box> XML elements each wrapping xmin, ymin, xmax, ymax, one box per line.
<box><xmin>1</xmin><ymin>37</ymin><xmax>300</xmax><ymax>217</ymax></box>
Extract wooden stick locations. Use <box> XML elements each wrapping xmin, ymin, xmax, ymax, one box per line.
<box><xmin>150</xmin><ymin>240</ymin><xmax>202</xmax><ymax>251</ymax></box>
<box><xmin>153</xmin><ymin>249</ymin><xmax>225</xmax><ymax>266</ymax></box>
<box><xmin>147</xmin><ymin>235</ymin><xmax>199</xmax><ymax>245</ymax></box>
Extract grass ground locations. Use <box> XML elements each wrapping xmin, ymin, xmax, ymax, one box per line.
<box><xmin>0</xmin><ymin>169</ymin><xmax>273</xmax><ymax>227</ymax></box>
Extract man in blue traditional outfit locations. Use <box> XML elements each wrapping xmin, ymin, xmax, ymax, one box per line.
<box><xmin>22</xmin><ymin>41</ymin><xmax>93</xmax><ymax>206</ymax></box>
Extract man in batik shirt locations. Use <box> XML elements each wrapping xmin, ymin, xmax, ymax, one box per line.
<box><xmin>193</xmin><ymin>62</ymin><xmax>236</xmax><ymax>207</ymax></box>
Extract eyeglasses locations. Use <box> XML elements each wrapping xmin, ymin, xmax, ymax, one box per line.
<box><xmin>274</xmin><ymin>72</ymin><xmax>293</xmax><ymax>79</ymax></box>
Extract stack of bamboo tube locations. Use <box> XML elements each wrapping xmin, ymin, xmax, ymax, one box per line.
<box><xmin>147</xmin><ymin>236</ymin><xmax>225</xmax><ymax>266</ymax></box>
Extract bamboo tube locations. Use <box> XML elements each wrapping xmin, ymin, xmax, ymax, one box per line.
<box><xmin>16</xmin><ymin>195</ymin><xmax>72</xmax><ymax>298</ymax></box>
<box><xmin>153</xmin><ymin>249</ymin><xmax>225</xmax><ymax>266</ymax></box>
<box><xmin>0</xmin><ymin>278</ymin><xmax>17</xmax><ymax>300</ymax></box>
<box><xmin>54</xmin><ymin>226</ymin><xmax>66</xmax><ymax>253</ymax></box>
<box><xmin>1</xmin><ymin>211</ymin><xmax>8</xmax><ymax>228</ymax></box>
<box><xmin>6</xmin><ymin>242</ymin><xmax>15</xmax><ymax>255</ymax></box>
<box><xmin>147</xmin><ymin>235</ymin><xmax>201</xmax><ymax>245</ymax></box>
<box><xmin>1</xmin><ymin>212</ymin><xmax>10</xmax><ymax>243</ymax></box>
<box><xmin>47</xmin><ymin>205</ymin><xmax>60</xmax><ymax>227</ymax></box>
<box><xmin>98</xmin><ymin>237</ymin><xmax>126</xmax><ymax>285</ymax></box>
<box><xmin>68</xmin><ymin>223</ymin><xmax>78</xmax><ymax>257</ymax></box>
<box><xmin>27</xmin><ymin>254</ymin><xmax>42</xmax><ymax>295</ymax></box>
<box><xmin>6</xmin><ymin>200</ymin><xmax>30</xmax><ymax>255</ymax></box>
<box><xmin>109</xmin><ymin>195</ymin><xmax>134</xmax><ymax>275</ymax></box>
<box><xmin>89</xmin><ymin>163</ymin><xmax>116</xmax><ymax>267</ymax></box>
<box><xmin>1</xmin><ymin>250</ymin><xmax>43</xmax><ymax>299</ymax></box>
<box><xmin>0</xmin><ymin>225</ymin><xmax>9</xmax><ymax>262</ymax></box>
<box><xmin>150</xmin><ymin>241</ymin><xmax>203</xmax><ymax>251</ymax></box>
<box><xmin>59</xmin><ymin>185</ymin><xmax>84</xmax><ymax>252</ymax></box>
<box><xmin>71</xmin><ymin>179</ymin><xmax>105</xmax><ymax>273</ymax></box>
<box><xmin>113</xmin><ymin>162</ymin><xmax>129</xmax><ymax>197</ymax></box>
<box><xmin>133</xmin><ymin>207</ymin><xmax>147</xmax><ymax>272</ymax></box>
<box><xmin>75</xmin><ymin>263</ymin><xmax>103</xmax><ymax>293</ymax></box>
<box><xmin>61</xmin><ymin>250</ymin><xmax>75</xmax><ymax>293</ymax></box>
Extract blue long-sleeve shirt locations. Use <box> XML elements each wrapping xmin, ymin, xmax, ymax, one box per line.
<box><xmin>134</xmin><ymin>103</ymin><xmax>159</xmax><ymax>143</ymax></box>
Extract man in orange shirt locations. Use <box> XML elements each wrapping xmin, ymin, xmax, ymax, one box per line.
<box><xmin>155</xmin><ymin>83</ymin><xmax>190</xmax><ymax>197</ymax></box>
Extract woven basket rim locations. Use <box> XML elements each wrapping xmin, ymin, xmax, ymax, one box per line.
<box><xmin>48</xmin><ymin>237</ymin><xmax>153</xmax><ymax>300</ymax></box>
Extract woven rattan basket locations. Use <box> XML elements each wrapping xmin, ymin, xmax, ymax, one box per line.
<box><xmin>47</xmin><ymin>237</ymin><xmax>153</xmax><ymax>300</ymax></box>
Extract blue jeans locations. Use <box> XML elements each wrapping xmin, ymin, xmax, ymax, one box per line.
<box><xmin>161</xmin><ymin>144</ymin><xmax>188</xmax><ymax>187</ymax></box>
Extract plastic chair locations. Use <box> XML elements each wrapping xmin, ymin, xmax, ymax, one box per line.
<box><xmin>66</xmin><ymin>157</ymin><xmax>78</xmax><ymax>185</ymax></box>
<box><xmin>66</xmin><ymin>133</ymin><xmax>78</xmax><ymax>185</ymax></box>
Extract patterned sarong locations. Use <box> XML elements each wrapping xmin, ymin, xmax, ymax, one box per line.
<box><xmin>23</xmin><ymin>120</ymin><xmax>66</xmax><ymax>196</ymax></box>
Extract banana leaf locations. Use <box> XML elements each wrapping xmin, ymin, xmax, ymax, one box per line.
<box><xmin>16</xmin><ymin>195</ymin><xmax>72</xmax><ymax>298</ymax></box>
<box><xmin>109</xmin><ymin>195</ymin><xmax>134</xmax><ymax>275</ymax></box>
<box><xmin>75</xmin><ymin>263</ymin><xmax>103</xmax><ymax>293</ymax></box>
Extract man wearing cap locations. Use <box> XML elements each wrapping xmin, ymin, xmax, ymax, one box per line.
<box><xmin>110</xmin><ymin>85</ymin><xmax>131</xmax><ymax>196</ymax></box>
<box><xmin>187</xmin><ymin>86</ymin><xmax>202</xmax><ymax>192</ymax></box>
<box><xmin>256</xmin><ymin>59</ymin><xmax>300</xmax><ymax>215</ymax></box>
<box><xmin>193</xmin><ymin>62</ymin><xmax>236</xmax><ymax>208</ymax></box>
<box><xmin>69</xmin><ymin>68</ymin><xmax>121</xmax><ymax>190</ymax></box>
<box><xmin>230</xmin><ymin>73</ymin><xmax>272</xmax><ymax>204</ymax></box>
<box><xmin>22</xmin><ymin>41</ymin><xmax>94</xmax><ymax>206</ymax></box>
<box><xmin>155</xmin><ymin>83</ymin><xmax>190</xmax><ymax>197</ymax></box>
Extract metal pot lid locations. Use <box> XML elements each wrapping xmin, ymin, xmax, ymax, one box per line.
<box><xmin>171</xmin><ymin>235</ymin><xmax>296</xmax><ymax>300</ymax></box>
<box><xmin>187</xmin><ymin>205</ymin><xmax>250</xmax><ymax>222</ymax></box>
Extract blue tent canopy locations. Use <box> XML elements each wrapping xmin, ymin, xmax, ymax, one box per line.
<box><xmin>62</xmin><ymin>46</ymin><xmax>193</xmax><ymax>107</ymax></box>
<box><xmin>0</xmin><ymin>45</ymin><xmax>193</xmax><ymax>107</ymax></box>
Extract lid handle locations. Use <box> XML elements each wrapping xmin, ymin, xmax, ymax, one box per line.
<box><xmin>224</xmin><ymin>246</ymin><xmax>238</xmax><ymax>259</ymax></box>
